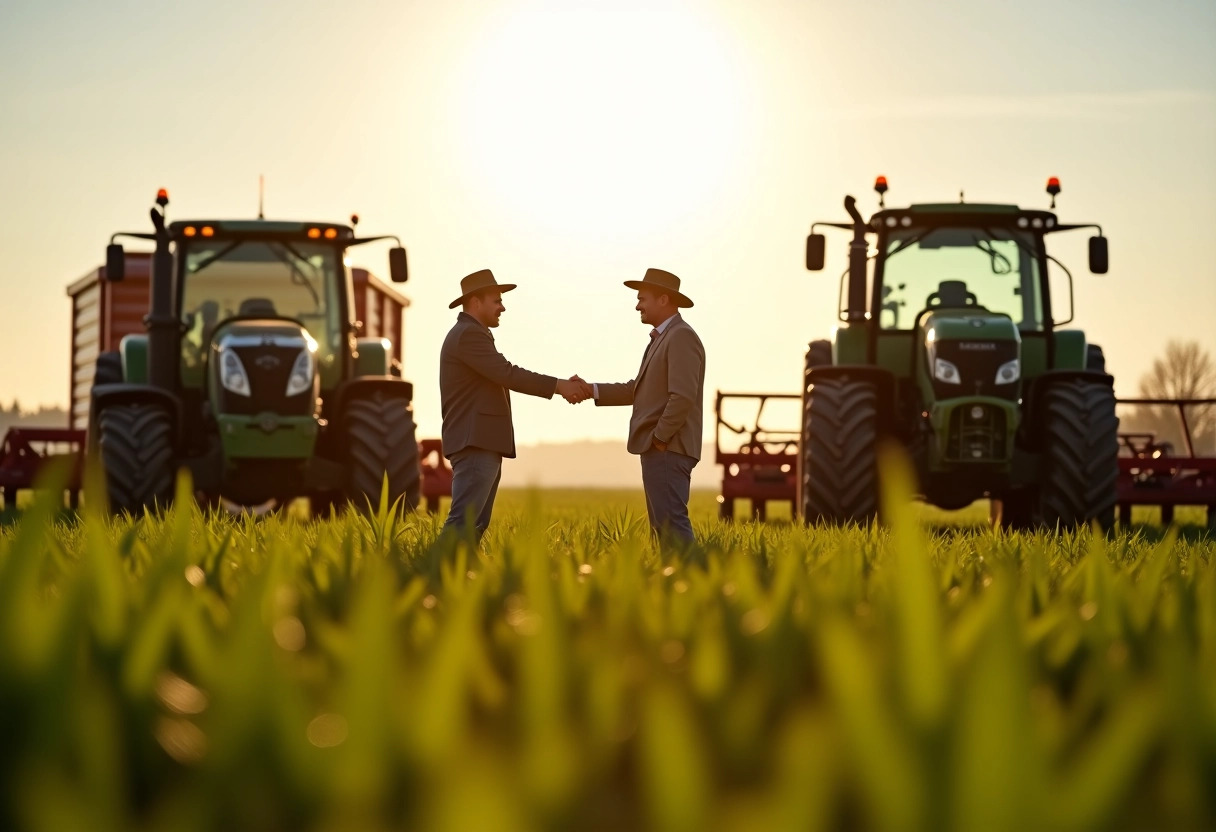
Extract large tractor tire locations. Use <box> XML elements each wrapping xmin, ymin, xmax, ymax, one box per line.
<box><xmin>344</xmin><ymin>392</ymin><xmax>421</xmax><ymax>514</ymax></box>
<box><xmin>801</xmin><ymin>377</ymin><xmax>879</xmax><ymax>525</ymax></box>
<box><xmin>1037</xmin><ymin>379</ymin><xmax>1119</xmax><ymax>530</ymax></box>
<box><xmin>97</xmin><ymin>403</ymin><xmax>175</xmax><ymax>515</ymax></box>
<box><xmin>94</xmin><ymin>351</ymin><xmax>123</xmax><ymax>386</ymax></box>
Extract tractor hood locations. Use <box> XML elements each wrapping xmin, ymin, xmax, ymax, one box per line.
<box><xmin>922</xmin><ymin>311</ymin><xmax>1020</xmax><ymax>344</ymax></box>
<box><xmin>921</xmin><ymin>311</ymin><xmax>1022</xmax><ymax>398</ymax></box>
<box><xmin>212</xmin><ymin>318</ymin><xmax>315</xmax><ymax>348</ymax></box>
<box><xmin>210</xmin><ymin>319</ymin><xmax>319</xmax><ymax>419</ymax></box>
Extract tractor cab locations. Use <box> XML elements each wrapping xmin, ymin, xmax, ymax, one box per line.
<box><xmin>174</xmin><ymin>225</ymin><xmax>350</xmax><ymax>391</ymax></box>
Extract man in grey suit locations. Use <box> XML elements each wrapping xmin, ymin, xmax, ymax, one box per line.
<box><xmin>440</xmin><ymin>269</ymin><xmax>590</xmax><ymax>541</ymax></box>
<box><xmin>591</xmin><ymin>269</ymin><xmax>706</xmax><ymax>545</ymax></box>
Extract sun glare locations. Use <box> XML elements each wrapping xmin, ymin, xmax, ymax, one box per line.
<box><xmin>451</xmin><ymin>3</ymin><xmax>750</xmax><ymax>237</ymax></box>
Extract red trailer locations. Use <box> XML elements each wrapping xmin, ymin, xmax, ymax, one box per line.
<box><xmin>0</xmin><ymin>254</ymin><xmax>451</xmax><ymax>512</ymax></box>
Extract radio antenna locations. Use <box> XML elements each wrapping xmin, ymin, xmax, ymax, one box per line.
<box><xmin>258</xmin><ymin>174</ymin><xmax>265</xmax><ymax>219</ymax></box>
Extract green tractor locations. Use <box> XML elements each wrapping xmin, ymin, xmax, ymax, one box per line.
<box><xmin>801</xmin><ymin>177</ymin><xmax>1118</xmax><ymax>529</ymax></box>
<box><xmin>91</xmin><ymin>189</ymin><xmax>421</xmax><ymax>516</ymax></box>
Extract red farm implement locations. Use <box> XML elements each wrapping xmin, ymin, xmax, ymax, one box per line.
<box><xmin>714</xmin><ymin>392</ymin><xmax>799</xmax><ymax>521</ymax></box>
<box><xmin>0</xmin><ymin>427</ymin><xmax>453</xmax><ymax>514</ymax></box>
<box><xmin>714</xmin><ymin>390</ymin><xmax>1215</xmax><ymax>528</ymax></box>
<box><xmin>418</xmin><ymin>438</ymin><xmax>453</xmax><ymax>515</ymax></box>
<box><xmin>0</xmin><ymin>428</ymin><xmax>87</xmax><ymax>510</ymax></box>
<box><xmin>1114</xmin><ymin>398</ymin><xmax>1216</xmax><ymax>527</ymax></box>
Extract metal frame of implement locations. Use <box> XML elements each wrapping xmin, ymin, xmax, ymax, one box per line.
<box><xmin>714</xmin><ymin>391</ymin><xmax>1216</xmax><ymax>526</ymax></box>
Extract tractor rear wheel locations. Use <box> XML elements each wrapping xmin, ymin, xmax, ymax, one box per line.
<box><xmin>344</xmin><ymin>392</ymin><xmax>421</xmax><ymax>514</ymax></box>
<box><xmin>1037</xmin><ymin>379</ymin><xmax>1119</xmax><ymax>530</ymax></box>
<box><xmin>801</xmin><ymin>377</ymin><xmax>879</xmax><ymax>524</ymax></box>
<box><xmin>97</xmin><ymin>403</ymin><xmax>175</xmax><ymax>515</ymax></box>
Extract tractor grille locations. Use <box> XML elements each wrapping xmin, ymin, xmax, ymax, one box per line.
<box><xmin>932</xmin><ymin>340</ymin><xmax>1019</xmax><ymax>399</ymax></box>
<box><xmin>214</xmin><ymin>345</ymin><xmax>314</xmax><ymax>416</ymax></box>
<box><xmin>945</xmin><ymin>405</ymin><xmax>1008</xmax><ymax>462</ymax></box>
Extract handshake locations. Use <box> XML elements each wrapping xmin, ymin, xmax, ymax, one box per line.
<box><xmin>555</xmin><ymin>375</ymin><xmax>593</xmax><ymax>405</ymax></box>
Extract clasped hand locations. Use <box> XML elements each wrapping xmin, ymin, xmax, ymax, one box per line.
<box><xmin>556</xmin><ymin>375</ymin><xmax>592</xmax><ymax>404</ymax></box>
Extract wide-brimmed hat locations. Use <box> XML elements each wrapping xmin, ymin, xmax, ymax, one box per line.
<box><xmin>623</xmin><ymin>268</ymin><xmax>693</xmax><ymax>308</ymax></box>
<box><xmin>449</xmin><ymin>269</ymin><xmax>517</xmax><ymax>309</ymax></box>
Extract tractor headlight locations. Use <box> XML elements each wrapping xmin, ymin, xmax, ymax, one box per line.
<box><xmin>220</xmin><ymin>349</ymin><xmax>251</xmax><ymax>397</ymax></box>
<box><xmin>934</xmin><ymin>358</ymin><xmax>962</xmax><ymax>385</ymax></box>
<box><xmin>285</xmin><ymin>350</ymin><xmax>315</xmax><ymax>397</ymax></box>
<box><xmin>995</xmin><ymin>359</ymin><xmax>1020</xmax><ymax>384</ymax></box>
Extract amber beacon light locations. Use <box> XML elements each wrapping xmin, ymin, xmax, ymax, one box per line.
<box><xmin>1047</xmin><ymin>176</ymin><xmax>1061</xmax><ymax>208</ymax></box>
<box><xmin>874</xmin><ymin>175</ymin><xmax>889</xmax><ymax>208</ymax></box>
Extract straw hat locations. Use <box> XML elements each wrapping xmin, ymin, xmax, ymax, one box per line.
<box><xmin>449</xmin><ymin>269</ymin><xmax>517</xmax><ymax>309</ymax></box>
<box><xmin>623</xmin><ymin>268</ymin><xmax>693</xmax><ymax>308</ymax></box>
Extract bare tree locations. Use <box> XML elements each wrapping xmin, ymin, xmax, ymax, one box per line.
<box><xmin>1129</xmin><ymin>340</ymin><xmax>1216</xmax><ymax>455</ymax></box>
<box><xmin>1139</xmin><ymin>340</ymin><xmax>1216</xmax><ymax>400</ymax></box>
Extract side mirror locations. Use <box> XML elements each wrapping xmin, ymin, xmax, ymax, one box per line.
<box><xmin>1088</xmin><ymin>236</ymin><xmax>1108</xmax><ymax>274</ymax></box>
<box><xmin>806</xmin><ymin>234</ymin><xmax>826</xmax><ymax>271</ymax></box>
<box><xmin>105</xmin><ymin>243</ymin><xmax>125</xmax><ymax>282</ymax></box>
<box><xmin>389</xmin><ymin>247</ymin><xmax>408</xmax><ymax>283</ymax></box>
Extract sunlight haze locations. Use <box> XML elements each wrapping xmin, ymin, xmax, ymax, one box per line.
<box><xmin>1</xmin><ymin>0</ymin><xmax>1213</xmax><ymax>447</ymax></box>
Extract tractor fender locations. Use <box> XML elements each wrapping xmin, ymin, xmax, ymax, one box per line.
<box><xmin>87</xmin><ymin>384</ymin><xmax>182</xmax><ymax>454</ymax></box>
<box><xmin>331</xmin><ymin>377</ymin><xmax>414</xmax><ymax>425</ymax></box>
<box><xmin>354</xmin><ymin>337</ymin><xmax>393</xmax><ymax>377</ymax></box>
<box><xmin>326</xmin><ymin>377</ymin><xmax>417</xmax><ymax>463</ymax></box>
<box><xmin>805</xmin><ymin>365</ymin><xmax>898</xmax><ymax>434</ymax></box>
<box><xmin>1020</xmin><ymin>369</ymin><xmax>1114</xmax><ymax>449</ymax></box>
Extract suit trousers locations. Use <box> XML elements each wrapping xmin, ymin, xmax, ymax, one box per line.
<box><xmin>442</xmin><ymin>447</ymin><xmax>503</xmax><ymax>541</ymax></box>
<box><xmin>640</xmin><ymin>449</ymin><xmax>697</xmax><ymax>545</ymax></box>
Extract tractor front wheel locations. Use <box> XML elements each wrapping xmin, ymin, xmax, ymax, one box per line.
<box><xmin>1037</xmin><ymin>379</ymin><xmax>1119</xmax><ymax>530</ymax></box>
<box><xmin>97</xmin><ymin>403</ymin><xmax>175</xmax><ymax>515</ymax></box>
<box><xmin>801</xmin><ymin>377</ymin><xmax>879</xmax><ymax>525</ymax></box>
<box><xmin>344</xmin><ymin>392</ymin><xmax>421</xmax><ymax>514</ymax></box>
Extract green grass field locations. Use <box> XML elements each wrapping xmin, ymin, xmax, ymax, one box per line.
<box><xmin>1</xmin><ymin>466</ymin><xmax>1213</xmax><ymax>832</ymax></box>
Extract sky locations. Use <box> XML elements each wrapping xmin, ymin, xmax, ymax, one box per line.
<box><xmin>1</xmin><ymin>0</ymin><xmax>1214</xmax><ymax>448</ymax></box>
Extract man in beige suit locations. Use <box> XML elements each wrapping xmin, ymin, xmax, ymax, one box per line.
<box><xmin>440</xmin><ymin>269</ymin><xmax>590</xmax><ymax>541</ymax></box>
<box><xmin>591</xmin><ymin>268</ymin><xmax>705</xmax><ymax>545</ymax></box>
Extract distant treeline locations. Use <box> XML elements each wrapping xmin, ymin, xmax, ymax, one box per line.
<box><xmin>0</xmin><ymin>401</ymin><xmax>68</xmax><ymax>431</ymax></box>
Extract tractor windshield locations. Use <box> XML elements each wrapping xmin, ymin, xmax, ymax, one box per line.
<box><xmin>179</xmin><ymin>239</ymin><xmax>343</xmax><ymax>373</ymax></box>
<box><xmin>878</xmin><ymin>226</ymin><xmax>1044</xmax><ymax>331</ymax></box>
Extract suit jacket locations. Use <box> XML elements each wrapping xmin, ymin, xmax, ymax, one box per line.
<box><xmin>595</xmin><ymin>313</ymin><xmax>706</xmax><ymax>461</ymax></box>
<box><xmin>440</xmin><ymin>312</ymin><xmax>558</xmax><ymax>459</ymax></box>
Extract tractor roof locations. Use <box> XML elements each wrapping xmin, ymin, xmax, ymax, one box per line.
<box><xmin>906</xmin><ymin>202</ymin><xmax>1019</xmax><ymax>214</ymax></box>
<box><xmin>168</xmin><ymin>219</ymin><xmax>356</xmax><ymax>241</ymax></box>
<box><xmin>870</xmin><ymin>203</ymin><xmax>1059</xmax><ymax>228</ymax></box>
